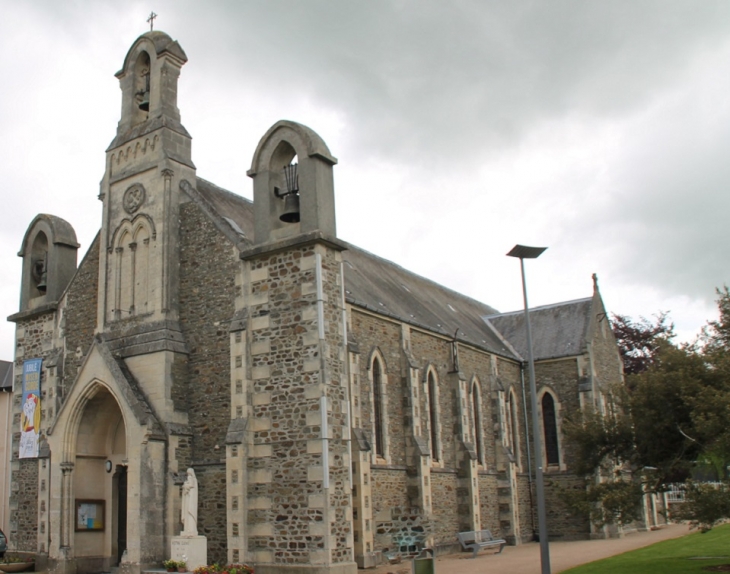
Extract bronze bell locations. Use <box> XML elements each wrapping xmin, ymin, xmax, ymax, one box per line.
<box><xmin>138</xmin><ymin>90</ymin><xmax>150</xmax><ymax>112</ymax></box>
<box><xmin>37</xmin><ymin>271</ymin><xmax>47</xmax><ymax>293</ymax></box>
<box><xmin>34</xmin><ymin>258</ymin><xmax>47</xmax><ymax>293</ymax></box>
<box><xmin>280</xmin><ymin>193</ymin><xmax>300</xmax><ymax>223</ymax></box>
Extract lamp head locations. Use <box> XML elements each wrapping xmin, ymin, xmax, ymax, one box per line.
<box><xmin>506</xmin><ymin>245</ymin><xmax>547</xmax><ymax>259</ymax></box>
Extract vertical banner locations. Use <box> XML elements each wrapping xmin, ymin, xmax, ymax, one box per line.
<box><xmin>19</xmin><ymin>358</ymin><xmax>42</xmax><ymax>459</ymax></box>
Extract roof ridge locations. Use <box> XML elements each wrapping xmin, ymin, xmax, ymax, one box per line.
<box><xmin>484</xmin><ymin>296</ymin><xmax>592</xmax><ymax>319</ymax></box>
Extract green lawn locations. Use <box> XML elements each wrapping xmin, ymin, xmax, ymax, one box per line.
<box><xmin>561</xmin><ymin>524</ymin><xmax>730</xmax><ymax>574</ymax></box>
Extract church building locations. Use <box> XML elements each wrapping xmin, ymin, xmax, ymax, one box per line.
<box><xmin>7</xmin><ymin>31</ymin><xmax>632</xmax><ymax>574</ymax></box>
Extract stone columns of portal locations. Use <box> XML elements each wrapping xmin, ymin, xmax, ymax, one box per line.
<box><xmin>57</xmin><ymin>461</ymin><xmax>76</xmax><ymax>574</ymax></box>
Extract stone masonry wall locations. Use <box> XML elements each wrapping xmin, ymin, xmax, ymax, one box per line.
<box><xmin>246</xmin><ymin>244</ymin><xmax>352</xmax><ymax>566</ymax></box>
<box><xmin>543</xmin><ymin>474</ymin><xmax>591</xmax><ymax>540</ymax></box>
<box><xmin>514</xmin><ymin>473</ymin><xmax>534</xmax><ymax>542</ymax></box>
<box><xmin>534</xmin><ymin>359</ymin><xmax>580</xmax><ymax>470</ymax></box>
<box><xmin>348</xmin><ymin>308</ymin><xmax>543</xmax><ymax>545</ymax></box>
<box><xmin>9</xmin><ymin>459</ymin><xmax>38</xmax><ymax>552</ymax></box>
<box><xmin>429</xmin><ymin>470</ymin><xmax>460</xmax><ymax>547</ymax></box>
<box><xmin>371</xmin><ymin>468</ymin><xmax>409</xmax><ymax>552</ymax></box>
<box><xmin>530</xmin><ymin>357</ymin><xmax>589</xmax><ymax>539</ymax></box>
<box><xmin>458</xmin><ymin>347</ymin><xmax>499</xmax><ymax>470</ymax></box>
<box><xmin>10</xmin><ymin>311</ymin><xmax>56</xmax><ymax>552</ymax></box>
<box><xmin>194</xmin><ymin>465</ymin><xmax>228</xmax><ymax>564</ymax></box>
<box><xmin>319</xmin><ymin>249</ymin><xmax>352</xmax><ymax>564</ymax></box>
<box><xmin>591</xmin><ymin>318</ymin><xmax>624</xmax><ymax>392</ymax></box>
<box><xmin>10</xmin><ymin>230</ymin><xmax>100</xmax><ymax>554</ymax></box>
<box><xmin>478</xmin><ymin>473</ymin><xmax>500</xmax><ymax>536</ymax></box>
<box><xmin>178</xmin><ymin>202</ymin><xmax>239</xmax><ymax>557</ymax></box>
<box><xmin>60</xmin><ymin>235</ymin><xmax>100</xmax><ymax>394</ymax></box>
<box><xmin>349</xmin><ymin>311</ymin><xmax>405</xmax><ymax>464</ymax></box>
<box><xmin>495</xmin><ymin>359</ymin><xmax>526</xmax><ymax>469</ymax></box>
<box><xmin>347</xmin><ymin>305</ymin><xmax>608</xmax><ymax>543</ymax></box>
<box><xmin>408</xmin><ymin>330</ymin><xmax>455</xmax><ymax>467</ymax></box>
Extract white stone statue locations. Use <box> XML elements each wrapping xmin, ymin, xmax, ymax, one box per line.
<box><xmin>181</xmin><ymin>468</ymin><xmax>198</xmax><ymax>536</ymax></box>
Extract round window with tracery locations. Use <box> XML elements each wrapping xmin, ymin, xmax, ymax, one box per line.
<box><xmin>123</xmin><ymin>183</ymin><xmax>146</xmax><ymax>214</ymax></box>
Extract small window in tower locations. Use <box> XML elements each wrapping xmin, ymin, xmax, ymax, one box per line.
<box><xmin>30</xmin><ymin>232</ymin><xmax>49</xmax><ymax>297</ymax></box>
<box><xmin>135</xmin><ymin>51</ymin><xmax>151</xmax><ymax>112</ymax></box>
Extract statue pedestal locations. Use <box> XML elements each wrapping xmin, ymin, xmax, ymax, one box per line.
<box><xmin>171</xmin><ymin>536</ymin><xmax>207</xmax><ymax>570</ymax></box>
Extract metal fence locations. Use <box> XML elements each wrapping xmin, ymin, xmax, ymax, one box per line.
<box><xmin>665</xmin><ymin>482</ymin><xmax>724</xmax><ymax>503</ymax></box>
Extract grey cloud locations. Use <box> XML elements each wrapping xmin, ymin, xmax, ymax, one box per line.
<box><xmin>2</xmin><ymin>0</ymin><xmax>729</xmax><ymax>354</ymax></box>
<box><xmin>166</xmin><ymin>1</ymin><xmax>730</xmax><ymax>166</ymax></box>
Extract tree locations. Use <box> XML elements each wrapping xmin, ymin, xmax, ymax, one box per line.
<box><xmin>564</xmin><ymin>292</ymin><xmax>730</xmax><ymax>530</ymax></box>
<box><xmin>627</xmin><ymin>340</ymin><xmax>710</xmax><ymax>485</ymax></box>
<box><xmin>702</xmin><ymin>286</ymin><xmax>730</xmax><ymax>354</ymax></box>
<box><xmin>676</xmin><ymin>481</ymin><xmax>730</xmax><ymax>532</ymax></box>
<box><xmin>610</xmin><ymin>312</ymin><xmax>673</xmax><ymax>376</ymax></box>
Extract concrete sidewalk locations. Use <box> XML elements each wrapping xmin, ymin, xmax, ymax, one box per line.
<box><xmin>370</xmin><ymin>523</ymin><xmax>692</xmax><ymax>574</ymax></box>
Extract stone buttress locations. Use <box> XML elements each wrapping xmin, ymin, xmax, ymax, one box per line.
<box><xmin>234</xmin><ymin>121</ymin><xmax>356</xmax><ymax>574</ymax></box>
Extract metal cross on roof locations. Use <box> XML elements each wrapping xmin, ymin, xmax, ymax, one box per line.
<box><xmin>147</xmin><ymin>11</ymin><xmax>158</xmax><ymax>31</ymax></box>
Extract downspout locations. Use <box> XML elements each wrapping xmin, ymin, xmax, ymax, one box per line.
<box><xmin>1</xmin><ymin>385</ymin><xmax>11</xmax><ymax>532</ymax></box>
<box><xmin>315</xmin><ymin>253</ymin><xmax>329</xmax><ymax>489</ymax></box>
<box><xmin>520</xmin><ymin>364</ymin><xmax>537</xmax><ymax>538</ymax></box>
<box><xmin>340</xmin><ymin>261</ymin><xmax>353</xmax><ymax>488</ymax></box>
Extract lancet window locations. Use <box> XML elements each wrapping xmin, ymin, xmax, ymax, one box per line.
<box><xmin>109</xmin><ymin>216</ymin><xmax>154</xmax><ymax>320</ymax></box>
<box><xmin>506</xmin><ymin>389</ymin><xmax>520</xmax><ymax>463</ymax></box>
<box><xmin>542</xmin><ymin>392</ymin><xmax>560</xmax><ymax>466</ymax></box>
<box><xmin>427</xmin><ymin>369</ymin><xmax>440</xmax><ymax>462</ymax></box>
<box><xmin>371</xmin><ymin>357</ymin><xmax>385</xmax><ymax>458</ymax></box>
<box><xmin>471</xmin><ymin>379</ymin><xmax>484</xmax><ymax>464</ymax></box>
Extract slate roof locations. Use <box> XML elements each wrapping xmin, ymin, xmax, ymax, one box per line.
<box><xmin>340</xmin><ymin>246</ymin><xmax>512</xmax><ymax>356</ymax></box>
<box><xmin>195</xmin><ymin>178</ymin><xmax>254</xmax><ymax>240</ymax></box>
<box><xmin>0</xmin><ymin>359</ymin><xmax>12</xmax><ymax>391</ymax></box>
<box><xmin>485</xmin><ymin>298</ymin><xmax>594</xmax><ymax>361</ymax></box>
<box><xmin>193</xmin><ymin>177</ymin><xmax>591</xmax><ymax>361</ymax></box>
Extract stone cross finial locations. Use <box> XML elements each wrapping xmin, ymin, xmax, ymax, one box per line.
<box><xmin>147</xmin><ymin>11</ymin><xmax>157</xmax><ymax>31</ymax></box>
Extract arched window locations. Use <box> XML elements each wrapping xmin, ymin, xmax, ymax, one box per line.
<box><xmin>427</xmin><ymin>371</ymin><xmax>439</xmax><ymax>461</ymax></box>
<box><xmin>372</xmin><ymin>358</ymin><xmax>385</xmax><ymax>457</ymax></box>
<box><xmin>504</xmin><ymin>389</ymin><xmax>520</xmax><ymax>464</ymax></box>
<box><xmin>30</xmin><ymin>232</ymin><xmax>49</xmax><ymax>296</ymax></box>
<box><xmin>17</xmin><ymin>214</ymin><xmax>79</xmax><ymax>311</ymax></box>
<box><xmin>109</xmin><ymin>214</ymin><xmax>155</xmax><ymax>320</ymax></box>
<box><xmin>133</xmin><ymin>50</ymin><xmax>151</xmax><ymax>123</ymax></box>
<box><xmin>471</xmin><ymin>381</ymin><xmax>484</xmax><ymax>464</ymax></box>
<box><xmin>542</xmin><ymin>393</ymin><xmax>560</xmax><ymax>465</ymax></box>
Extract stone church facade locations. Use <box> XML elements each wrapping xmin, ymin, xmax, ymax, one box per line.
<box><xmin>6</xmin><ymin>32</ymin><xmax>628</xmax><ymax>574</ymax></box>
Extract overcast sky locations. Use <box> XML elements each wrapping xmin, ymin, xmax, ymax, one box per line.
<box><xmin>1</xmin><ymin>0</ymin><xmax>729</xmax><ymax>358</ymax></box>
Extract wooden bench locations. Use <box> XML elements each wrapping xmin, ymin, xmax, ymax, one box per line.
<box><xmin>457</xmin><ymin>529</ymin><xmax>507</xmax><ymax>558</ymax></box>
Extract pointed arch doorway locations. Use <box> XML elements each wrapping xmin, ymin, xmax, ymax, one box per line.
<box><xmin>72</xmin><ymin>384</ymin><xmax>127</xmax><ymax>569</ymax></box>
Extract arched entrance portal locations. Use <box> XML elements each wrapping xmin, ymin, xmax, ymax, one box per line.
<box><xmin>73</xmin><ymin>385</ymin><xmax>127</xmax><ymax>569</ymax></box>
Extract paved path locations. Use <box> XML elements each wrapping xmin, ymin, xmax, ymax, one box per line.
<box><xmin>26</xmin><ymin>524</ymin><xmax>693</xmax><ymax>574</ymax></box>
<box><xmin>369</xmin><ymin>523</ymin><xmax>692</xmax><ymax>574</ymax></box>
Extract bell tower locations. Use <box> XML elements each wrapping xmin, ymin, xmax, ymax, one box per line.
<box><xmin>97</xmin><ymin>31</ymin><xmax>194</xmax><ymax>335</ymax></box>
<box><xmin>92</xmin><ymin>30</ymin><xmax>195</xmax><ymax>569</ymax></box>
<box><xmin>241</xmin><ymin>122</ymin><xmax>356</xmax><ymax>573</ymax></box>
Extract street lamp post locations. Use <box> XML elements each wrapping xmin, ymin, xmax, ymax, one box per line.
<box><xmin>507</xmin><ymin>244</ymin><xmax>550</xmax><ymax>574</ymax></box>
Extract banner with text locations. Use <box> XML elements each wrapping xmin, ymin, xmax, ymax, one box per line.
<box><xmin>19</xmin><ymin>358</ymin><xmax>42</xmax><ymax>459</ymax></box>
